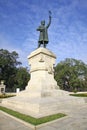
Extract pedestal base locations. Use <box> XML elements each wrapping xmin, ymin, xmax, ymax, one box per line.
<box><xmin>1</xmin><ymin>48</ymin><xmax>86</xmax><ymax>118</ymax></box>
<box><xmin>1</xmin><ymin>90</ymin><xmax>85</xmax><ymax>118</ymax></box>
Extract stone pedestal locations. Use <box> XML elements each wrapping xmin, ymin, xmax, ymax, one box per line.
<box><xmin>1</xmin><ymin>48</ymin><xmax>85</xmax><ymax>118</ymax></box>
<box><xmin>26</xmin><ymin>47</ymin><xmax>59</xmax><ymax>97</ymax></box>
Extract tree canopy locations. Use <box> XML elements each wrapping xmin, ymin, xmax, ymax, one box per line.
<box><xmin>55</xmin><ymin>58</ymin><xmax>87</xmax><ymax>92</ymax></box>
<box><xmin>0</xmin><ymin>49</ymin><xmax>30</xmax><ymax>92</ymax></box>
<box><xmin>15</xmin><ymin>67</ymin><xmax>30</xmax><ymax>90</ymax></box>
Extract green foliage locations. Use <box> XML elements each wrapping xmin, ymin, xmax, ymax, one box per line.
<box><xmin>0</xmin><ymin>49</ymin><xmax>21</xmax><ymax>88</ymax></box>
<box><xmin>0</xmin><ymin>49</ymin><xmax>21</xmax><ymax>67</ymax></box>
<box><xmin>0</xmin><ymin>94</ymin><xmax>16</xmax><ymax>98</ymax></box>
<box><xmin>70</xmin><ymin>93</ymin><xmax>87</xmax><ymax>97</ymax></box>
<box><xmin>0</xmin><ymin>49</ymin><xmax>30</xmax><ymax>91</ymax></box>
<box><xmin>0</xmin><ymin>106</ymin><xmax>66</xmax><ymax>125</ymax></box>
<box><xmin>15</xmin><ymin>67</ymin><xmax>30</xmax><ymax>90</ymax></box>
<box><xmin>55</xmin><ymin>58</ymin><xmax>87</xmax><ymax>91</ymax></box>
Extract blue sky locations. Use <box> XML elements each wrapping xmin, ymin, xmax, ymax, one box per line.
<box><xmin>0</xmin><ymin>0</ymin><xmax>87</xmax><ymax>67</ymax></box>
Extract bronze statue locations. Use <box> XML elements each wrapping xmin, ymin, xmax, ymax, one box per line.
<box><xmin>37</xmin><ymin>11</ymin><xmax>52</xmax><ymax>48</ymax></box>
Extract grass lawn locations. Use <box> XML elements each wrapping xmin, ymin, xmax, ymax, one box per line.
<box><xmin>70</xmin><ymin>93</ymin><xmax>87</xmax><ymax>97</ymax></box>
<box><xmin>0</xmin><ymin>106</ymin><xmax>66</xmax><ymax>125</ymax></box>
<box><xmin>0</xmin><ymin>94</ymin><xmax>16</xmax><ymax>98</ymax></box>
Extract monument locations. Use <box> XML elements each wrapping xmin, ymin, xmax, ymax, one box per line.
<box><xmin>1</xmin><ymin>12</ymin><xmax>85</xmax><ymax>118</ymax></box>
<box><xmin>37</xmin><ymin>11</ymin><xmax>51</xmax><ymax>48</ymax></box>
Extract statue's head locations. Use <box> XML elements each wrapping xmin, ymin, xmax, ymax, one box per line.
<box><xmin>41</xmin><ymin>20</ymin><xmax>45</xmax><ymax>25</ymax></box>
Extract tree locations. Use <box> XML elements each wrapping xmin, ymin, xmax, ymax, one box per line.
<box><xmin>15</xmin><ymin>67</ymin><xmax>30</xmax><ymax>90</ymax></box>
<box><xmin>55</xmin><ymin>58</ymin><xmax>87</xmax><ymax>91</ymax></box>
<box><xmin>0</xmin><ymin>49</ymin><xmax>21</xmax><ymax>89</ymax></box>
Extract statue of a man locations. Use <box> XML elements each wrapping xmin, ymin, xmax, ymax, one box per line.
<box><xmin>37</xmin><ymin>11</ymin><xmax>51</xmax><ymax>48</ymax></box>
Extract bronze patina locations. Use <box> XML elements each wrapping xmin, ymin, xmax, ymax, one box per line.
<box><xmin>37</xmin><ymin>11</ymin><xmax>52</xmax><ymax>48</ymax></box>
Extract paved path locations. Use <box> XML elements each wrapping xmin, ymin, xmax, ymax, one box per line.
<box><xmin>0</xmin><ymin>104</ymin><xmax>87</xmax><ymax>130</ymax></box>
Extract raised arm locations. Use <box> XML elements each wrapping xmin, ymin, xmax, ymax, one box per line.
<box><xmin>46</xmin><ymin>11</ymin><xmax>52</xmax><ymax>28</ymax></box>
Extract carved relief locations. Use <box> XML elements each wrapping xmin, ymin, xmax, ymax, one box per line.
<box><xmin>48</xmin><ymin>66</ymin><xmax>53</xmax><ymax>74</ymax></box>
<box><xmin>39</xmin><ymin>54</ymin><xmax>44</xmax><ymax>62</ymax></box>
